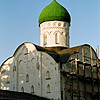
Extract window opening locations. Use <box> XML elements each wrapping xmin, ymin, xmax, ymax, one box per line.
<box><xmin>31</xmin><ymin>85</ymin><xmax>34</xmax><ymax>94</ymax></box>
<box><xmin>46</xmin><ymin>71</ymin><xmax>51</xmax><ymax>80</ymax></box>
<box><xmin>13</xmin><ymin>66</ymin><xmax>16</xmax><ymax>72</ymax></box>
<box><xmin>44</xmin><ymin>33</ymin><xmax>47</xmax><ymax>45</ymax></box>
<box><xmin>55</xmin><ymin>32</ymin><xmax>60</xmax><ymax>44</ymax></box>
<box><xmin>26</xmin><ymin>74</ymin><xmax>29</xmax><ymax>82</ymax></box>
<box><xmin>21</xmin><ymin>87</ymin><xmax>24</xmax><ymax>92</ymax></box>
<box><xmin>47</xmin><ymin>84</ymin><xmax>51</xmax><ymax>93</ymax></box>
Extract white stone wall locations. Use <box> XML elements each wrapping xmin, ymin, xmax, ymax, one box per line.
<box><xmin>0</xmin><ymin>43</ymin><xmax>61</xmax><ymax>100</ymax></box>
<box><xmin>0</xmin><ymin>57</ymin><xmax>14</xmax><ymax>90</ymax></box>
<box><xmin>10</xmin><ymin>43</ymin><xmax>42</xmax><ymax>96</ymax></box>
<box><xmin>40</xmin><ymin>52</ymin><xmax>61</xmax><ymax>99</ymax></box>
<box><xmin>1</xmin><ymin>43</ymin><xmax>99</xmax><ymax>100</ymax></box>
<box><xmin>40</xmin><ymin>21</ymin><xmax>70</xmax><ymax>48</ymax></box>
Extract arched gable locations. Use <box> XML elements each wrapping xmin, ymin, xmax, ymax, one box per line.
<box><xmin>61</xmin><ymin>44</ymin><xmax>99</xmax><ymax>63</ymax></box>
<box><xmin>62</xmin><ymin>44</ymin><xmax>99</xmax><ymax>79</ymax></box>
<box><xmin>13</xmin><ymin>43</ymin><xmax>37</xmax><ymax>58</ymax></box>
<box><xmin>0</xmin><ymin>57</ymin><xmax>14</xmax><ymax>72</ymax></box>
<box><xmin>0</xmin><ymin>57</ymin><xmax>14</xmax><ymax>90</ymax></box>
<box><xmin>79</xmin><ymin>44</ymin><xmax>98</xmax><ymax>60</ymax></box>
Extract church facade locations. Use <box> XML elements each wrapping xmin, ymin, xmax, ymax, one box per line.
<box><xmin>0</xmin><ymin>0</ymin><xmax>100</xmax><ymax>100</ymax></box>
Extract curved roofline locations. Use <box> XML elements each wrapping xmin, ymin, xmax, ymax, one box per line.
<box><xmin>58</xmin><ymin>44</ymin><xmax>99</xmax><ymax>63</ymax></box>
<box><xmin>0</xmin><ymin>43</ymin><xmax>99</xmax><ymax>69</ymax></box>
<box><xmin>0</xmin><ymin>42</ymin><xmax>35</xmax><ymax>70</ymax></box>
<box><xmin>13</xmin><ymin>42</ymin><xmax>25</xmax><ymax>56</ymax></box>
<box><xmin>13</xmin><ymin>42</ymin><xmax>59</xmax><ymax>62</ymax></box>
<box><xmin>0</xmin><ymin>56</ymin><xmax>14</xmax><ymax>70</ymax></box>
<box><xmin>71</xmin><ymin>44</ymin><xmax>98</xmax><ymax>58</ymax></box>
<box><xmin>13</xmin><ymin>42</ymin><xmax>34</xmax><ymax>56</ymax></box>
<box><xmin>78</xmin><ymin>44</ymin><xmax>98</xmax><ymax>59</ymax></box>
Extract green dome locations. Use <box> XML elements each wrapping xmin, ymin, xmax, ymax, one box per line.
<box><xmin>39</xmin><ymin>0</ymin><xmax>71</xmax><ymax>25</ymax></box>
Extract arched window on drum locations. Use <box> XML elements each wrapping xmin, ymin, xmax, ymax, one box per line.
<box><xmin>44</xmin><ymin>33</ymin><xmax>47</xmax><ymax>45</ymax></box>
<box><xmin>55</xmin><ymin>32</ymin><xmax>60</xmax><ymax>44</ymax></box>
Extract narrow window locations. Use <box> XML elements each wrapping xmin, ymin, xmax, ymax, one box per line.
<box><xmin>21</xmin><ymin>87</ymin><xmax>24</xmax><ymax>92</ymax></box>
<box><xmin>6</xmin><ymin>76</ymin><xmax>10</xmax><ymax>84</ymax></box>
<box><xmin>31</xmin><ymin>85</ymin><xmax>34</xmax><ymax>94</ymax></box>
<box><xmin>66</xmin><ymin>33</ymin><xmax>69</xmax><ymax>47</ymax></box>
<box><xmin>24</xmin><ymin>48</ymin><xmax>28</xmax><ymax>55</ymax></box>
<box><xmin>36</xmin><ymin>62</ymin><xmax>39</xmax><ymax>71</ymax></box>
<box><xmin>38</xmin><ymin>83</ymin><xmax>40</xmax><ymax>88</ymax></box>
<box><xmin>26</xmin><ymin>74</ymin><xmax>29</xmax><ymax>82</ymax></box>
<box><xmin>44</xmin><ymin>33</ymin><xmax>47</xmax><ymax>45</ymax></box>
<box><xmin>47</xmin><ymin>84</ymin><xmax>50</xmax><ymax>93</ymax></box>
<box><xmin>13</xmin><ymin>66</ymin><xmax>16</xmax><ymax>72</ymax></box>
<box><xmin>55</xmin><ymin>32</ymin><xmax>60</xmax><ymax>44</ymax></box>
<box><xmin>46</xmin><ymin>71</ymin><xmax>51</xmax><ymax>80</ymax></box>
<box><xmin>13</xmin><ymin>86</ymin><xmax>15</xmax><ymax>90</ymax></box>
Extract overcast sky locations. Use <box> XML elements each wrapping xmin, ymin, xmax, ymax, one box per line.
<box><xmin>0</xmin><ymin>0</ymin><xmax>100</xmax><ymax>65</ymax></box>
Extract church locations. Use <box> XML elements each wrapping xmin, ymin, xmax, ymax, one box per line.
<box><xmin>0</xmin><ymin>0</ymin><xmax>100</xmax><ymax>100</ymax></box>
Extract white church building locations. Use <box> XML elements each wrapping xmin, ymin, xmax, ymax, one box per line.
<box><xmin>0</xmin><ymin>0</ymin><xmax>100</xmax><ymax>100</ymax></box>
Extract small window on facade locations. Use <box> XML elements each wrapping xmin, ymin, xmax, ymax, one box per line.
<box><xmin>26</xmin><ymin>74</ymin><xmax>29</xmax><ymax>82</ymax></box>
<box><xmin>47</xmin><ymin>84</ymin><xmax>50</xmax><ymax>93</ymax></box>
<box><xmin>46</xmin><ymin>71</ymin><xmax>51</xmax><ymax>80</ymax></box>
<box><xmin>6</xmin><ymin>76</ymin><xmax>10</xmax><ymax>84</ymax></box>
<box><xmin>44</xmin><ymin>33</ymin><xmax>47</xmax><ymax>45</ymax></box>
<box><xmin>36</xmin><ymin>62</ymin><xmax>40</xmax><ymax>71</ymax></box>
<box><xmin>13</xmin><ymin>86</ymin><xmax>15</xmax><ymax>90</ymax></box>
<box><xmin>24</xmin><ymin>48</ymin><xmax>28</xmax><ymax>55</ymax></box>
<box><xmin>13</xmin><ymin>66</ymin><xmax>16</xmax><ymax>72</ymax></box>
<box><xmin>38</xmin><ymin>83</ymin><xmax>40</xmax><ymax>88</ymax></box>
<box><xmin>21</xmin><ymin>87</ymin><xmax>24</xmax><ymax>92</ymax></box>
<box><xmin>55</xmin><ymin>32</ymin><xmax>60</xmax><ymax>44</ymax></box>
<box><xmin>31</xmin><ymin>85</ymin><xmax>34</xmax><ymax>94</ymax></box>
<box><xmin>55</xmin><ymin>67</ymin><xmax>56</xmax><ymax>71</ymax></box>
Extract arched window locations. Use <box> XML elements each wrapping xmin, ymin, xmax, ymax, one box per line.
<box><xmin>13</xmin><ymin>86</ymin><xmax>15</xmax><ymax>90</ymax></box>
<box><xmin>47</xmin><ymin>84</ymin><xmax>50</xmax><ymax>93</ymax></box>
<box><xmin>24</xmin><ymin>48</ymin><xmax>28</xmax><ymax>55</ymax></box>
<box><xmin>26</xmin><ymin>74</ymin><xmax>29</xmax><ymax>82</ymax></box>
<box><xmin>55</xmin><ymin>32</ymin><xmax>60</xmax><ymax>44</ymax></box>
<box><xmin>13</xmin><ymin>66</ymin><xmax>16</xmax><ymax>72</ymax></box>
<box><xmin>44</xmin><ymin>33</ymin><xmax>47</xmax><ymax>45</ymax></box>
<box><xmin>66</xmin><ymin>33</ymin><xmax>69</xmax><ymax>47</ymax></box>
<box><xmin>31</xmin><ymin>85</ymin><xmax>34</xmax><ymax>94</ymax></box>
<box><xmin>36</xmin><ymin>62</ymin><xmax>40</xmax><ymax>71</ymax></box>
<box><xmin>21</xmin><ymin>87</ymin><xmax>24</xmax><ymax>92</ymax></box>
<box><xmin>46</xmin><ymin>71</ymin><xmax>51</xmax><ymax>80</ymax></box>
<box><xmin>6</xmin><ymin>76</ymin><xmax>10</xmax><ymax>84</ymax></box>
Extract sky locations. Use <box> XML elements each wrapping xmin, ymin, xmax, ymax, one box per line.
<box><xmin>0</xmin><ymin>0</ymin><xmax>100</xmax><ymax>65</ymax></box>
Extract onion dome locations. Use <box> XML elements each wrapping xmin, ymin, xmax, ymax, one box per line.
<box><xmin>39</xmin><ymin>0</ymin><xmax>71</xmax><ymax>25</ymax></box>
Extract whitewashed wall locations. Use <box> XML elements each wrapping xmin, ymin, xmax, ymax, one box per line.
<box><xmin>40</xmin><ymin>21</ymin><xmax>70</xmax><ymax>48</ymax></box>
<box><xmin>40</xmin><ymin>52</ymin><xmax>61</xmax><ymax>99</ymax></box>
<box><xmin>0</xmin><ymin>57</ymin><xmax>14</xmax><ymax>90</ymax></box>
<box><xmin>0</xmin><ymin>43</ymin><xmax>61</xmax><ymax>100</ymax></box>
